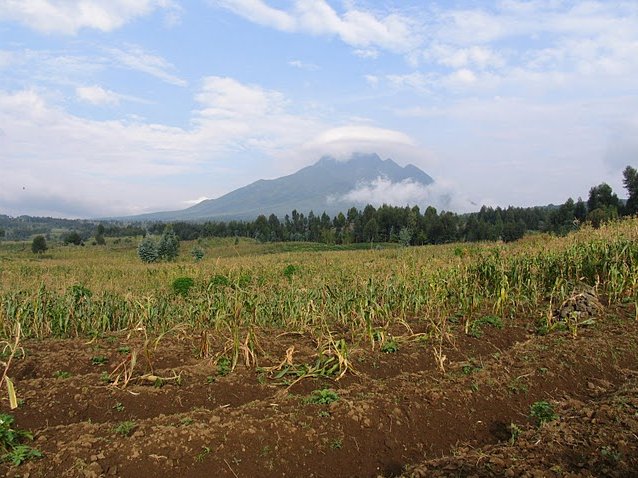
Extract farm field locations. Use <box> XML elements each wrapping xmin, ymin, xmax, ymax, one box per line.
<box><xmin>1</xmin><ymin>221</ymin><xmax>638</xmax><ymax>477</ymax></box>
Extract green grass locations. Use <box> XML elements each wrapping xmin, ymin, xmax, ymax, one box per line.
<box><xmin>380</xmin><ymin>339</ymin><xmax>399</xmax><ymax>353</ymax></box>
<box><xmin>114</xmin><ymin>421</ymin><xmax>136</xmax><ymax>436</ymax></box>
<box><xmin>0</xmin><ymin>414</ymin><xmax>42</xmax><ymax>466</ymax></box>
<box><xmin>91</xmin><ymin>356</ymin><xmax>108</xmax><ymax>366</ymax></box>
<box><xmin>305</xmin><ymin>388</ymin><xmax>340</xmax><ymax>405</ymax></box>
<box><xmin>530</xmin><ymin>401</ymin><xmax>558</xmax><ymax>425</ymax></box>
<box><xmin>217</xmin><ymin>356</ymin><xmax>232</xmax><ymax>377</ymax></box>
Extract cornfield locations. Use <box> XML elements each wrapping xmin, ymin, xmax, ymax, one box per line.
<box><xmin>1</xmin><ymin>219</ymin><xmax>637</xmax><ymax>349</ymax></box>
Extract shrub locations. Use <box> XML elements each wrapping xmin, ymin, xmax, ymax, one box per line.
<box><xmin>191</xmin><ymin>246</ymin><xmax>204</xmax><ymax>262</ymax></box>
<box><xmin>172</xmin><ymin>277</ymin><xmax>194</xmax><ymax>297</ymax></box>
<box><xmin>62</xmin><ymin>231</ymin><xmax>83</xmax><ymax>246</ymax></box>
<box><xmin>283</xmin><ymin>264</ymin><xmax>299</xmax><ymax>282</ymax></box>
<box><xmin>209</xmin><ymin>274</ymin><xmax>231</xmax><ymax>288</ymax></box>
<box><xmin>31</xmin><ymin>235</ymin><xmax>47</xmax><ymax>254</ymax></box>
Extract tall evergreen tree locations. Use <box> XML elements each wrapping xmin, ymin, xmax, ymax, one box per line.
<box><xmin>623</xmin><ymin>165</ymin><xmax>638</xmax><ymax>215</ymax></box>
<box><xmin>138</xmin><ymin>237</ymin><xmax>159</xmax><ymax>263</ymax></box>
<box><xmin>157</xmin><ymin>225</ymin><xmax>180</xmax><ymax>261</ymax></box>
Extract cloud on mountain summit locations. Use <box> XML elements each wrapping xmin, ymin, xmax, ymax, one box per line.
<box><xmin>331</xmin><ymin>176</ymin><xmax>476</xmax><ymax>213</ymax></box>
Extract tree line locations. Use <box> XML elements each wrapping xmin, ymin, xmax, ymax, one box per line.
<box><xmin>15</xmin><ymin>165</ymin><xmax>638</xmax><ymax>251</ymax></box>
<box><xmin>144</xmin><ymin>166</ymin><xmax>637</xmax><ymax>246</ymax></box>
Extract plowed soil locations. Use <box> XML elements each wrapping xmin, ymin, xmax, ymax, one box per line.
<box><xmin>2</xmin><ymin>303</ymin><xmax>637</xmax><ymax>477</ymax></box>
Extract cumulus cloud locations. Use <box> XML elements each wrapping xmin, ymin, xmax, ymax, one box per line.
<box><xmin>0</xmin><ymin>0</ymin><xmax>180</xmax><ymax>35</ymax></box>
<box><xmin>194</xmin><ymin>76</ymin><xmax>288</xmax><ymax>124</ymax></box>
<box><xmin>0</xmin><ymin>77</ymin><xmax>328</xmax><ymax>216</ymax></box>
<box><xmin>336</xmin><ymin>177</ymin><xmax>476</xmax><ymax>213</ymax></box>
<box><xmin>370</xmin><ymin>1</ymin><xmax>638</xmax><ymax>98</ymax></box>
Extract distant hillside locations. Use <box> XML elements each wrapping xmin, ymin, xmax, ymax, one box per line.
<box><xmin>127</xmin><ymin>153</ymin><xmax>435</xmax><ymax>222</ymax></box>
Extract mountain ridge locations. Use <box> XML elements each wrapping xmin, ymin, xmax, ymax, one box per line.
<box><xmin>126</xmin><ymin>153</ymin><xmax>434</xmax><ymax>222</ymax></box>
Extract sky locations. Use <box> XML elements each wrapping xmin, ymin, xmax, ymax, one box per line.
<box><xmin>1</xmin><ymin>0</ymin><xmax>637</xmax><ymax>218</ymax></box>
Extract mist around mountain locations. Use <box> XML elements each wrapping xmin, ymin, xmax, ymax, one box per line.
<box><xmin>127</xmin><ymin>153</ymin><xmax>436</xmax><ymax>222</ymax></box>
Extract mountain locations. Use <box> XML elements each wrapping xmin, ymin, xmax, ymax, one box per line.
<box><xmin>129</xmin><ymin>153</ymin><xmax>435</xmax><ymax>222</ymax></box>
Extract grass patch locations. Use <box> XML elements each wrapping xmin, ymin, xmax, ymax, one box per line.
<box><xmin>305</xmin><ymin>388</ymin><xmax>340</xmax><ymax>405</ymax></box>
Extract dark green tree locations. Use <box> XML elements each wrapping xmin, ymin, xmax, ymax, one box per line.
<box><xmin>363</xmin><ymin>218</ymin><xmax>378</xmax><ymax>243</ymax></box>
<box><xmin>157</xmin><ymin>225</ymin><xmax>180</xmax><ymax>261</ymax></box>
<box><xmin>31</xmin><ymin>235</ymin><xmax>47</xmax><ymax>254</ymax></box>
<box><xmin>95</xmin><ymin>224</ymin><xmax>106</xmax><ymax>245</ymax></box>
<box><xmin>138</xmin><ymin>237</ymin><xmax>159</xmax><ymax>263</ymax></box>
<box><xmin>586</xmin><ymin>207</ymin><xmax>616</xmax><ymax>229</ymax></box>
<box><xmin>253</xmin><ymin>215</ymin><xmax>270</xmax><ymax>242</ymax></box>
<box><xmin>63</xmin><ymin>231</ymin><xmax>83</xmax><ymax>245</ymax></box>
<box><xmin>398</xmin><ymin>227</ymin><xmax>413</xmax><ymax>246</ymax></box>
<box><xmin>574</xmin><ymin>197</ymin><xmax>587</xmax><ymax>222</ymax></box>
<box><xmin>587</xmin><ymin>183</ymin><xmax>620</xmax><ymax>213</ymax></box>
<box><xmin>623</xmin><ymin>165</ymin><xmax>638</xmax><ymax>215</ymax></box>
<box><xmin>549</xmin><ymin>198</ymin><xmax>577</xmax><ymax>235</ymax></box>
<box><xmin>502</xmin><ymin>219</ymin><xmax>526</xmax><ymax>243</ymax></box>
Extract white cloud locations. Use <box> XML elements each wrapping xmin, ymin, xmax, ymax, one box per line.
<box><xmin>337</xmin><ymin>177</ymin><xmax>475</xmax><ymax>213</ymax></box>
<box><xmin>448</xmin><ymin>68</ymin><xmax>477</xmax><ymax>86</ymax></box>
<box><xmin>213</xmin><ymin>0</ymin><xmax>296</xmax><ymax>31</ymax></box>
<box><xmin>298</xmin><ymin>125</ymin><xmax>430</xmax><ymax>168</ymax></box>
<box><xmin>212</xmin><ymin>0</ymin><xmax>420</xmax><ymax>54</ymax></box>
<box><xmin>0</xmin><ymin>50</ymin><xmax>14</xmax><ymax>68</ymax></box>
<box><xmin>386</xmin><ymin>72</ymin><xmax>431</xmax><ymax>92</ymax></box>
<box><xmin>308</xmin><ymin>125</ymin><xmax>414</xmax><ymax>150</ymax></box>
<box><xmin>399</xmin><ymin>94</ymin><xmax>637</xmax><ymax>207</ymax></box>
<box><xmin>107</xmin><ymin>46</ymin><xmax>187</xmax><ymax>87</ymax></box>
<box><xmin>364</xmin><ymin>74</ymin><xmax>379</xmax><ymax>87</ymax></box>
<box><xmin>75</xmin><ymin>85</ymin><xmax>121</xmax><ymax>106</ymax></box>
<box><xmin>195</xmin><ymin>76</ymin><xmax>286</xmax><ymax>120</ymax></box>
<box><xmin>353</xmin><ymin>49</ymin><xmax>379</xmax><ymax>59</ymax></box>
<box><xmin>183</xmin><ymin>196</ymin><xmax>211</xmax><ymax>206</ymax></box>
<box><xmin>75</xmin><ymin>85</ymin><xmax>150</xmax><ymax>106</ymax></box>
<box><xmin>0</xmin><ymin>78</ymin><xmax>329</xmax><ymax>216</ymax></box>
<box><xmin>0</xmin><ymin>0</ymin><xmax>179</xmax><ymax>35</ymax></box>
<box><xmin>603</xmin><ymin>117</ymin><xmax>638</xmax><ymax>171</ymax></box>
<box><xmin>425</xmin><ymin>44</ymin><xmax>506</xmax><ymax>70</ymax></box>
<box><xmin>288</xmin><ymin>59</ymin><xmax>319</xmax><ymax>71</ymax></box>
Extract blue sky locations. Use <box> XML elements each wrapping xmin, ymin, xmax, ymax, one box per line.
<box><xmin>1</xmin><ymin>0</ymin><xmax>637</xmax><ymax>218</ymax></box>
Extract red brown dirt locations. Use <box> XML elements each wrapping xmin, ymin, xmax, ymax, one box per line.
<box><xmin>2</xmin><ymin>304</ymin><xmax>637</xmax><ymax>477</ymax></box>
